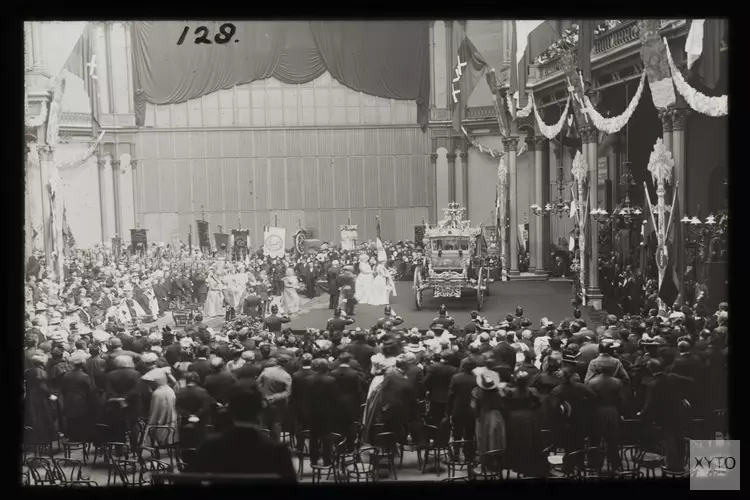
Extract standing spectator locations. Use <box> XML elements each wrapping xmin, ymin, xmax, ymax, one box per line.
<box><xmin>307</xmin><ymin>359</ymin><xmax>339</xmax><ymax>466</ymax></box>
<box><xmin>257</xmin><ymin>358</ymin><xmax>292</xmax><ymax>441</ymax></box>
<box><xmin>423</xmin><ymin>350</ymin><xmax>457</xmax><ymax>425</ymax></box>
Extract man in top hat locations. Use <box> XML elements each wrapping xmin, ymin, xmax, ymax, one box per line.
<box><xmin>303</xmin><ymin>258</ymin><xmax>320</xmax><ymax>299</ymax></box>
<box><xmin>344</xmin><ymin>328</ymin><xmax>375</xmax><ymax>376</ymax></box>
<box><xmin>423</xmin><ymin>349</ymin><xmax>457</xmax><ymax>425</ymax></box>
<box><xmin>326</xmin><ymin>260</ymin><xmax>341</xmax><ymax>310</ymax></box>
<box><xmin>430</xmin><ymin>305</ymin><xmax>455</xmax><ymax>332</ymax></box>
<box><xmin>326</xmin><ymin>307</ymin><xmax>355</xmax><ymax>337</ymax></box>
<box><xmin>263</xmin><ymin>305</ymin><xmax>291</xmax><ymax>341</ymax></box>
<box><xmin>374</xmin><ymin>305</ymin><xmax>403</xmax><ymax>331</ymax></box>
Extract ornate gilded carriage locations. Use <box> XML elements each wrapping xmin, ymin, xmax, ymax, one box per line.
<box><xmin>413</xmin><ymin>203</ymin><xmax>493</xmax><ymax>311</ymax></box>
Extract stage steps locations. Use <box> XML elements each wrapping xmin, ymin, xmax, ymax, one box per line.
<box><xmin>508</xmin><ymin>272</ymin><xmax>551</xmax><ymax>282</ymax></box>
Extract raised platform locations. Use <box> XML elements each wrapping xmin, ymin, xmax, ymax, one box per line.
<box><xmin>510</xmin><ymin>272</ymin><xmax>551</xmax><ymax>282</ymax></box>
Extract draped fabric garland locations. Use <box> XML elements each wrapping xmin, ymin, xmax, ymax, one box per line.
<box><xmin>508</xmin><ymin>92</ymin><xmax>533</xmax><ymax>118</ymax></box>
<box><xmin>583</xmin><ymin>72</ymin><xmax>646</xmax><ymax>134</ymax></box>
<box><xmin>664</xmin><ymin>39</ymin><xmax>728</xmax><ymax>117</ymax></box>
<box><xmin>533</xmin><ymin>94</ymin><xmax>571</xmax><ymax>139</ymax></box>
<box><xmin>497</xmin><ymin>156</ymin><xmax>508</xmax><ymax>275</ymax></box>
<box><xmin>131</xmin><ymin>21</ymin><xmax>431</xmax><ymax>129</ymax></box>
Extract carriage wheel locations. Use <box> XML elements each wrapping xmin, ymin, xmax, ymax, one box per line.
<box><xmin>477</xmin><ymin>267</ymin><xmax>485</xmax><ymax>311</ymax></box>
<box><xmin>484</xmin><ymin>266</ymin><xmax>491</xmax><ymax>296</ymax></box>
<box><xmin>413</xmin><ymin>266</ymin><xmax>423</xmax><ymax>311</ymax></box>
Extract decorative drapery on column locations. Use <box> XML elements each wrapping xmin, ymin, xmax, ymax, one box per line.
<box><xmin>530</xmin><ymin>136</ymin><xmax>547</xmax><ymax>273</ymax></box>
<box><xmin>583</xmin><ymin>126</ymin><xmax>602</xmax><ymax>306</ymax></box>
<box><xmin>503</xmin><ymin>136</ymin><xmax>519</xmax><ymax>275</ymax></box>
<box><xmin>571</xmin><ymin>149</ymin><xmax>589</xmax><ymax>304</ymax></box>
<box><xmin>658</xmin><ymin>109</ymin><xmax>674</xmax><ymax>154</ymax></box>
<box><xmin>430</xmin><ymin>152</ymin><xmax>438</xmax><ymax>223</ymax></box>
<box><xmin>112</xmin><ymin>158</ymin><xmax>122</xmax><ymax>238</ymax></box>
<box><xmin>459</xmin><ymin>145</ymin><xmax>469</xmax><ymax>218</ymax></box>
<box><xmin>131</xmin><ymin>21</ymin><xmax>430</xmax><ymax>129</ymax></box>
<box><xmin>497</xmin><ymin>156</ymin><xmax>508</xmax><ymax>280</ymax></box>
<box><xmin>671</xmin><ymin>108</ymin><xmax>690</xmax><ymax>304</ymax></box>
<box><xmin>98</xmin><ymin>155</ymin><xmax>109</xmax><ymax>242</ymax></box>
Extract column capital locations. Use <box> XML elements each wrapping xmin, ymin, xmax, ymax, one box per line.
<box><xmin>502</xmin><ymin>136</ymin><xmax>519</xmax><ymax>152</ymax></box>
<box><xmin>36</xmin><ymin>144</ymin><xmax>53</xmax><ymax>161</ymax></box>
<box><xmin>671</xmin><ymin>108</ymin><xmax>691</xmax><ymax>131</ymax></box>
<box><xmin>111</xmin><ymin>160</ymin><xmax>121</xmax><ymax>168</ymax></box>
<box><xmin>459</xmin><ymin>151</ymin><xmax>468</xmax><ymax>160</ymax></box>
<box><xmin>446</xmin><ymin>153</ymin><xmax>457</xmax><ymax>162</ymax></box>
<box><xmin>658</xmin><ymin>109</ymin><xmax>673</xmax><ymax>133</ymax></box>
<box><xmin>429</xmin><ymin>153</ymin><xmax>439</xmax><ymax>163</ymax></box>
<box><xmin>580</xmin><ymin>125</ymin><xmax>598</xmax><ymax>144</ymax></box>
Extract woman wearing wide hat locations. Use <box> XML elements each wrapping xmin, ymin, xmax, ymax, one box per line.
<box><xmin>470</xmin><ymin>369</ymin><xmax>508</xmax><ymax>468</ymax></box>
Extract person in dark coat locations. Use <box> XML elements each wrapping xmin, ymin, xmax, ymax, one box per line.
<box><xmin>326</xmin><ymin>308</ymin><xmax>355</xmax><ymax>335</ymax></box>
<box><xmin>176</xmin><ymin>371</ymin><xmax>216</xmax><ymax>419</ymax></box>
<box><xmin>639</xmin><ymin>359</ymin><xmax>694</xmax><ymax>471</ymax></box>
<box><xmin>374</xmin><ymin>306</ymin><xmax>404</xmax><ymax>330</ymax></box>
<box><xmin>344</xmin><ymin>330</ymin><xmax>376</xmax><ymax>376</ymax></box>
<box><xmin>550</xmin><ymin>365</ymin><xmax>597</xmax><ymax>470</ymax></box>
<box><xmin>132</xmin><ymin>281</ymin><xmax>153</xmax><ymax>316</ymax></box>
<box><xmin>402</xmin><ymin>352</ymin><xmax>425</xmax><ymax>399</ymax></box>
<box><xmin>203</xmin><ymin>358</ymin><xmax>239</xmax><ymax>406</ymax></box>
<box><xmin>192</xmin><ymin>271</ymin><xmax>208</xmax><ymax>306</ymax></box>
<box><xmin>463</xmin><ymin>311</ymin><xmax>482</xmax><ymax>336</ymax></box>
<box><xmin>447</xmin><ymin>356</ymin><xmax>480</xmax><ymax>462</ymax></box>
<box><xmin>330</xmin><ymin>353</ymin><xmax>364</xmax><ymax>452</ymax></box>
<box><xmin>243</xmin><ymin>288</ymin><xmax>262</xmax><ymax>318</ymax></box>
<box><xmin>152</xmin><ymin>277</ymin><xmax>171</xmax><ymax>316</ymax></box>
<box><xmin>423</xmin><ymin>350</ymin><xmax>458</xmax><ymax>425</ymax></box>
<box><xmin>326</xmin><ymin>260</ymin><xmax>341</xmax><ymax>309</ymax></box>
<box><xmin>307</xmin><ymin>359</ymin><xmax>340</xmax><ymax>466</ymax></box>
<box><xmin>290</xmin><ymin>354</ymin><xmax>316</xmax><ymax>454</ymax></box>
<box><xmin>24</xmin><ymin>355</ymin><xmax>58</xmax><ymax>446</ymax></box>
<box><xmin>60</xmin><ymin>357</ymin><xmax>94</xmax><ymax>442</ymax></box>
<box><xmin>586</xmin><ymin>362</ymin><xmax>625</xmax><ymax>471</ymax></box>
<box><xmin>337</xmin><ymin>267</ymin><xmax>357</xmax><ymax>316</ymax></box>
<box><xmin>189</xmin><ymin>345</ymin><xmax>212</xmax><ymax>385</ymax></box>
<box><xmin>105</xmin><ymin>355</ymin><xmax>146</xmax><ymax>447</ymax></box>
<box><xmin>504</xmin><ymin>370</ymin><xmax>547</xmax><ymax>477</ymax></box>
<box><xmin>377</xmin><ymin>356</ymin><xmax>418</xmax><ymax>441</ymax></box>
<box><xmin>430</xmin><ymin>304</ymin><xmax>455</xmax><ymax>331</ymax></box>
<box><xmin>187</xmin><ymin>382</ymin><xmax>297</xmax><ymax>481</ymax></box>
<box><xmin>304</xmin><ymin>259</ymin><xmax>319</xmax><ymax>298</ymax></box>
<box><xmin>263</xmin><ymin>305</ymin><xmax>291</xmax><ymax>341</ymax></box>
<box><xmin>235</xmin><ymin>351</ymin><xmax>263</xmax><ymax>382</ymax></box>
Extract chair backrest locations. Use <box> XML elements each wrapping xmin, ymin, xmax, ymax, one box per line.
<box><xmin>424</xmin><ymin>424</ymin><xmax>450</xmax><ymax>446</ymax></box>
<box><xmin>64</xmin><ymin>480</ymin><xmax>99</xmax><ymax>487</ymax></box>
<box><xmin>147</xmin><ymin>425</ymin><xmax>177</xmax><ymax>446</ymax></box>
<box><xmin>480</xmin><ymin>449</ymin><xmax>504</xmax><ymax>471</ymax></box>
<box><xmin>113</xmin><ymin>458</ymin><xmax>143</xmax><ymax>486</ymax></box>
<box><xmin>373</xmin><ymin>432</ymin><xmax>399</xmax><ymax>449</ymax></box>
<box><xmin>52</xmin><ymin>458</ymin><xmax>85</xmax><ymax>483</ymax></box>
<box><xmin>24</xmin><ymin>457</ymin><xmax>56</xmax><ymax>485</ymax></box>
<box><xmin>103</xmin><ymin>442</ymin><xmax>132</xmax><ymax>460</ymax></box>
<box><xmin>92</xmin><ymin>423</ymin><xmax>111</xmax><ymax>445</ymax></box>
<box><xmin>356</xmin><ymin>446</ymin><xmax>379</xmax><ymax>465</ymax></box>
<box><xmin>619</xmin><ymin>445</ymin><xmax>646</xmax><ymax>472</ymax></box>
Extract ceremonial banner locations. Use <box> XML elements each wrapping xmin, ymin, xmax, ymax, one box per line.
<box><xmin>414</xmin><ymin>225</ymin><xmax>426</xmax><ymax>248</ymax></box>
<box><xmin>232</xmin><ymin>229</ymin><xmax>250</xmax><ymax>261</ymax></box>
<box><xmin>111</xmin><ymin>237</ymin><xmax>121</xmax><ymax>261</ymax></box>
<box><xmin>214</xmin><ymin>232</ymin><xmax>230</xmax><ymax>253</ymax></box>
<box><xmin>196</xmin><ymin>220</ymin><xmax>210</xmax><ymax>252</ymax></box>
<box><xmin>130</xmin><ymin>229</ymin><xmax>148</xmax><ymax>255</ymax></box>
<box><xmin>482</xmin><ymin>226</ymin><xmax>501</xmax><ymax>256</ymax></box>
<box><xmin>340</xmin><ymin>225</ymin><xmax>358</xmax><ymax>250</ymax></box>
<box><xmin>264</xmin><ymin>226</ymin><xmax>286</xmax><ymax>258</ymax></box>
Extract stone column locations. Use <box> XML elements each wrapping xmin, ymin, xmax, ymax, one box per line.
<box><xmin>459</xmin><ymin>146</ymin><xmax>469</xmax><ymax>218</ymax></box>
<box><xmin>112</xmin><ymin>158</ymin><xmax>122</xmax><ymax>238</ymax></box>
<box><xmin>503</xmin><ymin>136</ymin><xmax>520</xmax><ymax>275</ymax></box>
<box><xmin>530</xmin><ymin>136</ymin><xmax>548</xmax><ymax>274</ymax></box>
<box><xmin>446</xmin><ymin>152</ymin><xmax>457</xmax><ymax>202</ymax></box>
<box><xmin>582</xmin><ymin>126</ymin><xmax>603</xmax><ymax>309</ymax></box>
<box><xmin>671</xmin><ymin>107</ymin><xmax>691</xmax><ymax>305</ymax></box>
<box><xmin>37</xmin><ymin>144</ymin><xmax>54</xmax><ymax>270</ymax></box>
<box><xmin>98</xmin><ymin>155</ymin><xmax>110</xmax><ymax>242</ymax></box>
<box><xmin>540</xmin><ymin>138</ymin><xmax>551</xmax><ymax>270</ymax></box>
<box><xmin>658</xmin><ymin>109</ymin><xmax>674</xmax><ymax>155</ymax></box>
<box><xmin>429</xmin><ymin>153</ymin><xmax>438</xmax><ymax>222</ymax></box>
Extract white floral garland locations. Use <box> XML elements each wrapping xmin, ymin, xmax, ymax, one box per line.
<box><xmin>533</xmin><ymin>94</ymin><xmax>571</xmax><ymax>139</ymax></box>
<box><xmin>583</xmin><ymin>72</ymin><xmax>646</xmax><ymax>134</ymax></box>
<box><xmin>507</xmin><ymin>92</ymin><xmax>533</xmax><ymax>118</ymax></box>
<box><xmin>663</xmin><ymin>38</ymin><xmax>728</xmax><ymax>117</ymax></box>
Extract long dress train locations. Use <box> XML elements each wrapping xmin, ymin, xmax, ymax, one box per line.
<box><xmin>355</xmin><ymin>263</ymin><xmax>375</xmax><ymax>305</ymax></box>
<box><xmin>204</xmin><ymin>277</ymin><xmax>224</xmax><ymax>317</ymax></box>
<box><xmin>282</xmin><ymin>276</ymin><xmax>302</xmax><ymax>315</ymax></box>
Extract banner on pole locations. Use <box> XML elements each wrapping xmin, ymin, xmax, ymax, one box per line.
<box><xmin>130</xmin><ymin>229</ymin><xmax>148</xmax><ymax>255</ymax></box>
<box><xmin>264</xmin><ymin>226</ymin><xmax>286</xmax><ymax>258</ymax></box>
<box><xmin>196</xmin><ymin>220</ymin><xmax>210</xmax><ymax>252</ymax></box>
<box><xmin>414</xmin><ymin>225</ymin><xmax>426</xmax><ymax>248</ymax></box>
<box><xmin>340</xmin><ymin>225</ymin><xmax>358</xmax><ymax>251</ymax></box>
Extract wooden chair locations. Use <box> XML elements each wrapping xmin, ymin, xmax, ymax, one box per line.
<box><xmin>63</xmin><ymin>480</ymin><xmax>99</xmax><ymax>487</ymax></box>
<box><xmin>24</xmin><ymin>457</ymin><xmax>58</xmax><ymax>486</ymax></box>
<box><xmin>141</xmin><ymin>458</ymin><xmax>173</xmax><ymax>484</ymax></box>
<box><xmin>421</xmin><ymin>424</ymin><xmax>451</xmax><ymax>476</ymax></box>
<box><xmin>23</xmin><ymin>426</ymin><xmax>53</xmax><ymax>459</ymax></box>
<box><xmin>295</xmin><ymin>430</ymin><xmax>311</xmax><ymax>480</ymax></box>
<box><xmin>135</xmin><ymin>417</ymin><xmax>148</xmax><ymax>446</ymax></box>
<box><xmin>472</xmin><ymin>449</ymin><xmax>504</xmax><ymax>481</ymax></box>
<box><xmin>177</xmin><ymin>447</ymin><xmax>198</xmax><ymax>472</ymax></box>
<box><xmin>661</xmin><ymin>467</ymin><xmax>689</xmax><ymax>479</ymax></box>
<box><xmin>89</xmin><ymin>423</ymin><xmax>112</xmax><ymax>467</ymax></box>
<box><xmin>344</xmin><ymin>446</ymin><xmax>379</xmax><ymax>484</ymax></box>
<box><xmin>112</xmin><ymin>458</ymin><xmax>148</xmax><ymax>487</ymax></box>
<box><xmin>52</xmin><ymin>458</ymin><xmax>89</xmax><ymax>483</ymax></box>
<box><xmin>102</xmin><ymin>442</ymin><xmax>133</xmax><ymax>486</ymax></box>
<box><xmin>61</xmin><ymin>437</ymin><xmax>89</xmax><ymax>464</ymax></box>
<box><xmin>562</xmin><ymin>447</ymin><xmax>603</xmax><ymax>479</ymax></box>
<box><xmin>373</xmin><ymin>431</ymin><xmax>399</xmax><ymax>480</ymax></box>
<box><xmin>146</xmin><ymin>425</ymin><xmax>179</xmax><ymax>468</ymax></box>
<box><xmin>397</xmin><ymin>421</ymin><xmax>424</xmax><ymax>470</ymax></box>
<box><xmin>639</xmin><ymin>443</ymin><xmax>665</xmax><ymax>479</ymax></box>
<box><xmin>445</xmin><ymin>440</ymin><xmax>473</xmax><ymax>479</ymax></box>
<box><xmin>310</xmin><ymin>433</ymin><xmax>343</xmax><ymax>484</ymax></box>
<box><xmin>616</xmin><ymin>445</ymin><xmax>645</xmax><ymax>479</ymax></box>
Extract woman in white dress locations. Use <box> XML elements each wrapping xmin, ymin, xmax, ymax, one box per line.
<box><xmin>355</xmin><ymin>253</ymin><xmax>376</xmax><ymax>305</ymax></box>
<box><xmin>371</xmin><ymin>249</ymin><xmax>396</xmax><ymax>306</ymax></box>
<box><xmin>204</xmin><ymin>272</ymin><xmax>224</xmax><ymax>317</ymax></box>
<box><xmin>282</xmin><ymin>267</ymin><xmax>302</xmax><ymax>315</ymax></box>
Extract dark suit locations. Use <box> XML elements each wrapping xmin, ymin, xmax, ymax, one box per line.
<box><xmin>326</xmin><ymin>316</ymin><xmax>354</xmax><ymax>334</ymax></box>
<box><xmin>345</xmin><ymin>341</ymin><xmax>376</xmax><ymax>376</ymax></box>
<box><xmin>550</xmin><ymin>381</ymin><xmax>597</xmax><ymax>459</ymax></box>
<box><xmin>235</xmin><ymin>363</ymin><xmax>263</xmax><ymax>382</ymax></box>
<box><xmin>188</xmin><ymin>425</ymin><xmax>297</xmax><ymax>481</ymax></box>
<box><xmin>330</xmin><ymin>365</ymin><xmax>363</xmax><ymax>451</ymax></box>
<box><xmin>263</xmin><ymin>314</ymin><xmax>290</xmax><ymax>337</ymax></box>
<box><xmin>307</xmin><ymin>373</ymin><xmax>340</xmax><ymax>464</ymax></box>
<box><xmin>105</xmin><ymin>367</ymin><xmax>145</xmax><ymax>447</ymax></box>
<box><xmin>375</xmin><ymin>315</ymin><xmax>404</xmax><ymax>330</ymax></box>
<box><xmin>176</xmin><ymin>384</ymin><xmax>216</xmax><ymax>421</ymax></box>
<box><xmin>189</xmin><ymin>358</ymin><xmax>212</xmax><ymax>386</ymax></box>
<box><xmin>326</xmin><ymin>267</ymin><xmax>340</xmax><ymax>309</ymax></box>
<box><xmin>203</xmin><ymin>371</ymin><xmax>238</xmax><ymax>405</ymax></box>
<box><xmin>243</xmin><ymin>293</ymin><xmax>262</xmax><ymax>318</ymax></box>
<box><xmin>337</xmin><ymin>271</ymin><xmax>357</xmax><ymax>315</ymax></box>
<box><xmin>446</xmin><ymin>371</ymin><xmax>477</xmax><ymax>460</ymax></box>
<box><xmin>423</xmin><ymin>362</ymin><xmax>457</xmax><ymax>424</ymax></box>
<box><xmin>60</xmin><ymin>369</ymin><xmax>94</xmax><ymax>442</ymax></box>
<box><xmin>304</xmin><ymin>263</ymin><xmax>318</xmax><ymax>298</ymax></box>
<box><xmin>133</xmin><ymin>285</ymin><xmax>152</xmax><ymax>316</ymax></box>
<box><xmin>378</xmin><ymin>373</ymin><xmax>418</xmax><ymax>439</ymax></box>
<box><xmin>586</xmin><ymin>375</ymin><xmax>624</xmax><ymax>469</ymax></box>
<box><xmin>152</xmin><ymin>280</ymin><xmax>170</xmax><ymax>315</ymax></box>
<box><xmin>430</xmin><ymin>316</ymin><xmax>455</xmax><ymax>331</ymax></box>
<box><xmin>290</xmin><ymin>368</ymin><xmax>316</xmax><ymax>451</ymax></box>
<box><xmin>403</xmin><ymin>364</ymin><xmax>425</xmax><ymax>399</ymax></box>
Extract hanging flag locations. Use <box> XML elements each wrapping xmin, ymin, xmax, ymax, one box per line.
<box><xmin>451</xmin><ymin>22</ymin><xmax>488</xmax><ymax>132</ymax></box>
<box><xmin>578</xmin><ymin>20</ymin><xmax>595</xmax><ymax>93</ymax></box>
<box><xmin>695</xmin><ymin>19</ymin><xmax>726</xmax><ymax>89</ymax></box>
<box><xmin>639</xmin><ymin>19</ymin><xmax>676</xmax><ymax>109</ymax></box>
<box><xmin>511</xmin><ymin>21</ymin><xmax>545</xmax><ymax>108</ymax></box>
<box><xmin>685</xmin><ymin>19</ymin><xmax>705</xmax><ymax>70</ymax></box>
<box><xmin>63</xmin><ymin>22</ymin><xmax>100</xmax><ymax>137</ymax></box>
<box><xmin>376</xmin><ymin>216</ymin><xmax>382</xmax><ymax>241</ymax></box>
<box><xmin>659</xmin><ymin>186</ymin><xmax>681</xmax><ymax>307</ymax></box>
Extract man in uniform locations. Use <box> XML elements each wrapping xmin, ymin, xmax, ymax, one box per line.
<box><xmin>430</xmin><ymin>304</ymin><xmax>455</xmax><ymax>332</ymax></box>
<box><xmin>263</xmin><ymin>305</ymin><xmax>291</xmax><ymax>342</ymax></box>
<box><xmin>463</xmin><ymin>311</ymin><xmax>483</xmax><ymax>337</ymax></box>
<box><xmin>511</xmin><ymin>306</ymin><xmax>529</xmax><ymax>331</ymax></box>
<box><xmin>373</xmin><ymin>305</ymin><xmax>403</xmax><ymax>330</ymax></box>
<box><xmin>326</xmin><ymin>308</ymin><xmax>355</xmax><ymax>336</ymax></box>
<box><xmin>337</xmin><ymin>266</ymin><xmax>357</xmax><ymax>316</ymax></box>
<box><xmin>326</xmin><ymin>260</ymin><xmax>341</xmax><ymax>310</ymax></box>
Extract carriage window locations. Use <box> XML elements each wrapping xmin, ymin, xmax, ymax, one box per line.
<box><xmin>433</xmin><ymin>238</ymin><xmax>468</xmax><ymax>251</ymax></box>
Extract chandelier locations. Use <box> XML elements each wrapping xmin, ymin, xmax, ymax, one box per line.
<box><xmin>590</xmin><ymin>162</ymin><xmax>644</xmax><ymax>230</ymax></box>
<box><xmin>531</xmin><ymin>161</ymin><xmax>570</xmax><ymax>218</ymax></box>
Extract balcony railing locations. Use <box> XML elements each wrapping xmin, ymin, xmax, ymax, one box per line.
<box><xmin>465</xmin><ymin>105</ymin><xmax>496</xmax><ymax>120</ymax></box>
<box><xmin>535</xmin><ymin>20</ymin><xmax>686</xmax><ymax>82</ymax></box>
<box><xmin>59</xmin><ymin>111</ymin><xmax>92</xmax><ymax>129</ymax></box>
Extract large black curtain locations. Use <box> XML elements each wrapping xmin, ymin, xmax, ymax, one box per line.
<box><xmin>132</xmin><ymin>21</ymin><xmax>430</xmax><ymax>129</ymax></box>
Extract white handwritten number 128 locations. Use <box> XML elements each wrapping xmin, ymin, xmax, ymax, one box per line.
<box><xmin>177</xmin><ymin>23</ymin><xmax>237</xmax><ymax>45</ymax></box>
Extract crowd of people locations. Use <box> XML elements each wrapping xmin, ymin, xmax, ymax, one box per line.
<box><xmin>23</xmin><ymin>235</ymin><xmax>730</xmax><ymax>482</ymax></box>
